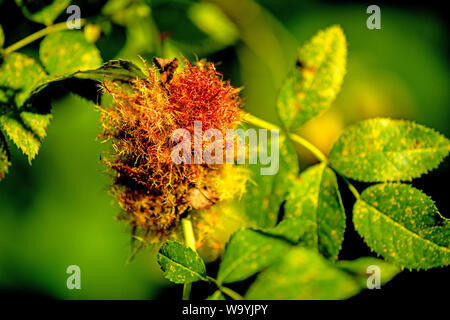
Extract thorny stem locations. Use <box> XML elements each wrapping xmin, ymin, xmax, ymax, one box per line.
<box><xmin>181</xmin><ymin>217</ymin><xmax>196</xmax><ymax>300</ymax></box>
<box><xmin>244</xmin><ymin>113</ymin><xmax>328</xmax><ymax>163</ymax></box>
<box><xmin>2</xmin><ymin>20</ymin><xmax>86</xmax><ymax>56</ymax></box>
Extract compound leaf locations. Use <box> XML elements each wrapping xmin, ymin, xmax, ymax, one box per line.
<box><xmin>284</xmin><ymin>163</ymin><xmax>346</xmax><ymax>260</ymax></box>
<box><xmin>277</xmin><ymin>25</ymin><xmax>347</xmax><ymax>129</ymax></box>
<box><xmin>329</xmin><ymin>118</ymin><xmax>450</xmax><ymax>182</ymax></box>
<box><xmin>157</xmin><ymin>240</ymin><xmax>207</xmax><ymax>284</ymax></box>
<box><xmin>245</xmin><ymin>247</ymin><xmax>359</xmax><ymax>299</ymax></box>
<box><xmin>40</xmin><ymin>31</ymin><xmax>102</xmax><ymax>75</ymax></box>
<box><xmin>353</xmin><ymin>183</ymin><xmax>450</xmax><ymax>270</ymax></box>
<box><xmin>217</xmin><ymin>229</ymin><xmax>291</xmax><ymax>284</ymax></box>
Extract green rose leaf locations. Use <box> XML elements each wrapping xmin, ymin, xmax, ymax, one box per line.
<box><xmin>15</xmin><ymin>0</ymin><xmax>71</xmax><ymax>25</ymax></box>
<box><xmin>337</xmin><ymin>257</ymin><xmax>401</xmax><ymax>288</ymax></box>
<box><xmin>284</xmin><ymin>163</ymin><xmax>346</xmax><ymax>260</ymax></box>
<box><xmin>217</xmin><ymin>229</ymin><xmax>291</xmax><ymax>284</ymax></box>
<box><xmin>0</xmin><ymin>132</ymin><xmax>10</xmax><ymax>180</ymax></box>
<box><xmin>0</xmin><ymin>24</ymin><xmax>4</xmax><ymax>48</ymax></box>
<box><xmin>0</xmin><ymin>114</ymin><xmax>40</xmax><ymax>163</ymax></box>
<box><xmin>353</xmin><ymin>183</ymin><xmax>450</xmax><ymax>270</ymax></box>
<box><xmin>329</xmin><ymin>118</ymin><xmax>450</xmax><ymax>182</ymax></box>
<box><xmin>242</xmin><ymin>132</ymin><xmax>299</xmax><ymax>227</ymax></box>
<box><xmin>0</xmin><ymin>53</ymin><xmax>47</xmax><ymax>107</ymax></box>
<box><xmin>40</xmin><ymin>31</ymin><xmax>102</xmax><ymax>75</ymax></box>
<box><xmin>28</xmin><ymin>60</ymin><xmax>145</xmax><ymax>100</ymax></box>
<box><xmin>277</xmin><ymin>25</ymin><xmax>347</xmax><ymax>129</ymax></box>
<box><xmin>157</xmin><ymin>240</ymin><xmax>207</xmax><ymax>284</ymax></box>
<box><xmin>245</xmin><ymin>247</ymin><xmax>360</xmax><ymax>299</ymax></box>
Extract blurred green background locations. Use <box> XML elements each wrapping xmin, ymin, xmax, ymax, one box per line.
<box><xmin>0</xmin><ymin>0</ymin><xmax>448</xmax><ymax>299</ymax></box>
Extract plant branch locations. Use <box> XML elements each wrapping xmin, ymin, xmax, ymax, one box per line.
<box><xmin>181</xmin><ymin>217</ymin><xmax>196</xmax><ymax>300</ymax></box>
<box><xmin>2</xmin><ymin>20</ymin><xmax>86</xmax><ymax>56</ymax></box>
<box><xmin>244</xmin><ymin>113</ymin><xmax>327</xmax><ymax>162</ymax></box>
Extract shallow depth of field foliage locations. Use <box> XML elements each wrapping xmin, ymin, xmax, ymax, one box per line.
<box><xmin>0</xmin><ymin>0</ymin><xmax>449</xmax><ymax>299</ymax></box>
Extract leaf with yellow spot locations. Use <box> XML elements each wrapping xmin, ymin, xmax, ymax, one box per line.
<box><xmin>0</xmin><ymin>110</ymin><xmax>51</xmax><ymax>163</ymax></box>
<box><xmin>245</xmin><ymin>247</ymin><xmax>360</xmax><ymax>299</ymax></box>
<box><xmin>329</xmin><ymin>118</ymin><xmax>450</xmax><ymax>182</ymax></box>
<box><xmin>217</xmin><ymin>229</ymin><xmax>291</xmax><ymax>284</ymax></box>
<box><xmin>284</xmin><ymin>163</ymin><xmax>346</xmax><ymax>260</ymax></box>
<box><xmin>277</xmin><ymin>25</ymin><xmax>347</xmax><ymax>129</ymax></box>
<box><xmin>157</xmin><ymin>240</ymin><xmax>207</xmax><ymax>284</ymax></box>
<box><xmin>0</xmin><ymin>53</ymin><xmax>47</xmax><ymax>107</ymax></box>
<box><xmin>15</xmin><ymin>0</ymin><xmax>71</xmax><ymax>25</ymax></box>
<box><xmin>353</xmin><ymin>183</ymin><xmax>450</xmax><ymax>270</ymax></box>
<box><xmin>40</xmin><ymin>31</ymin><xmax>102</xmax><ymax>75</ymax></box>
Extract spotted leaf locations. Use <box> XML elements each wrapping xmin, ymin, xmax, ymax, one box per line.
<box><xmin>353</xmin><ymin>183</ymin><xmax>450</xmax><ymax>270</ymax></box>
<box><xmin>157</xmin><ymin>240</ymin><xmax>207</xmax><ymax>284</ymax></box>
<box><xmin>40</xmin><ymin>31</ymin><xmax>102</xmax><ymax>75</ymax></box>
<box><xmin>277</xmin><ymin>25</ymin><xmax>347</xmax><ymax>129</ymax></box>
<box><xmin>284</xmin><ymin>163</ymin><xmax>346</xmax><ymax>260</ymax></box>
<box><xmin>329</xmin><ymin>118</ymin><xmax>450</xmax><ymax>182</ymax></box>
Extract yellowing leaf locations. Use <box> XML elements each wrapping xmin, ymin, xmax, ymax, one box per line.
<box><xmin>0</xmin><ymin>114</ymin><xmax>40</xmax><ymax>162</ymax></box>
<box><xmin>353</xmin><ymin>183</ymin><xmax>450</xmax><ymax>270</ymax></box>
<box><xmin>0</xmin><ymin>53</ymin><xmax>47</xmax><ymax>107</ymax></box>
<box><xmin>329</xmin><ymin>118</ymin><xmax>450</xmax><ymax>182</ymax></box>
<box><xmin>284</xmin><ymin>163</ymin><xmax>346</xmax><ymax>260</ymax></box>
<box><xmin>277</xmin><ymin>25</ymin><xmax>347</xmax><ymax>129</ymax></box>
<box><xmin>40</xmin><ymin>31</ymin><xmax>102</xmax><ymax>75</ymax></box>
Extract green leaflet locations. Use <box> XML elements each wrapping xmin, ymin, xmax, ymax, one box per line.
<box><xmin>157</xmin><ymin>240</ymin><xmax>207</xmax><ymax>284</ymax></box>
<box><xmin>245</xmin><ymin>247</ymin><xmax>360</xmax><ymax>300</ymax></box>
<box><xmin>353</xmin><ymin>183</ymin><xmax>450</xmax><ymax>270</ymax></box>
<box><xmin>0</xmin><ymin>113</ymin><xmax>51</xmax><ymax>163</ymax></box>
<box><xmin>0</xmin><ymin>24</ymin><xmax>4</xmax><ymax>48</ymax></box>
<box><xmin>0</xmin><ymin>132</ymin><xmax>10</xmax><ymax>180</ymax></box>
<box><xmin>40</xmin><ymin>31</ymin><xmax>102</xmax><ymax>75</ymax></box>
<box><xmin>15</xmin><ymin>0</ymin><xmax>71</xmax><ymax>25</ymax></box>
<box><xmin>0</xmin><ymin>53</ymin><xmax>47</xmax><ymax>107</ymax></box>
<box><xmin>277</xmin><ymin>25</ymin><xmax>346</xmax><ymax>130</ymax></box>
<box><xmin>241</xmin><ymin>133</ymin><xmax>299</xmax><ymax>227</ymax></box>
<box><xmin>28</xmin><ymin>60</ymin><xmax>145</xmax><ymax>99</ymax></box>
<box><xmin>329</xmin><ymin>118</ymin><xmax>450</xmax><ymax>182</ymax></box>
<box><xmin>217</xmin><ymin>229</ymin><xmax>291</xmax><ymax>284</ymax></box>
<box><xmin>337</xmin><ymin>257</ymin><xmax>401</xmax><ymax>288</ymax></box>
<box><xmin>284</xmin><ymin>163</ymin><xmax>346</xmax><ymax>260</ymax></box>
